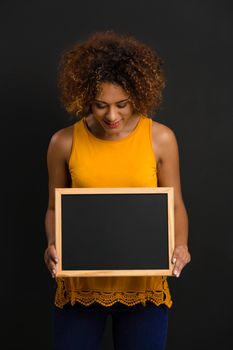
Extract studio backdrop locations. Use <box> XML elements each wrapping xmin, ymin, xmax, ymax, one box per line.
<box><xmin>1</xmin><ymin>1</ymin><xmax>233</xmax><ymax>349</ymax></box>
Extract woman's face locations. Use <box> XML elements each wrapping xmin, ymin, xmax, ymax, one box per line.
<box><xmin>90</xmin><ymin>82</ymin><xmax>136</xmax><ymax>135</ymax></box>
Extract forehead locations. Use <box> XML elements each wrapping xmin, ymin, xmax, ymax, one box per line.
<box><xmin>95</xmin><ymin>82</ymin><xmax>129</xmax><ymax>102</ymax></box>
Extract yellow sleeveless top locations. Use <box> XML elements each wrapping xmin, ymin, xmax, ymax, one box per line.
<box><xmin>55</xmin><ymin>115</ymin><xmax>172</xmax><ymax>308</ymax></box>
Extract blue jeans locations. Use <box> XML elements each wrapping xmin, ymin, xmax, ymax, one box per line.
<box><xmin>52</xmin><ymin>301</ymin><xmax>169</xmax><ymax>350</ymax></box>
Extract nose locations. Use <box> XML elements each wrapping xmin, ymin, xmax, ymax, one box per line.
<box><xmin>105</xmin><ymin>106</ymin><xmax>119</xmax><ymax>122</ymax></box>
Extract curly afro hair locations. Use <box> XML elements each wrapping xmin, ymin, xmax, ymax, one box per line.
<box><xmin>57</xmin><ymin>30</ymin><xmax>166</xmax><ymax>118</ymax></box>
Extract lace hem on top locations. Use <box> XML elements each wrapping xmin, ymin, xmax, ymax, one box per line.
<box><xmin>55</xmin><ymin>278</ymin><xmax>173</xmax><ymax>309</ymax></box>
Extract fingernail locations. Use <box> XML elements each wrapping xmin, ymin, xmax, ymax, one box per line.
<box><xmin>174</xmin><ymin>270</ymin><xmax>177</xmax><ymax>275</ymax></box>
<box><xmin>172</xmin><ymin>258</ymin><xmax>176</xmax><ymax>264</ymax></box>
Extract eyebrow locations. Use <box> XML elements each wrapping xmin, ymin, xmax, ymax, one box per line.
<box><xmin>93</xmin><ymin>98</ymin><xmax>130</xmax><ymax>104</ymax></box>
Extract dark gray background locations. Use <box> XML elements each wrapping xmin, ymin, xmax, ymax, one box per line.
<box><xmin>1</xmin><ymin>1</ymin><xmax>233</xmax><ymax>349</ymax></box>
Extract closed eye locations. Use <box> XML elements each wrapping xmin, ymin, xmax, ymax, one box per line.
<box><xmin>117</xmin><ymin>102</ymin><xmax>128</xmax><ymax>108</ymax></box>
<box><xmin>93</xmin><ymin>99</ymin><xmax>129</xmax><ymax>109</ymax></box>
<box><xmin>94</xmin><ymin>103</ymin><xmax>127</xmax><ymax>109</ymax></box>
<box><xmin>95</xmin><ymin>103</ymin><xmax>107</xmax><ymax>109</ymax></box>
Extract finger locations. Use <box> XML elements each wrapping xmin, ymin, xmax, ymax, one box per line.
<box><xmin>173</xmin><ymin>261</ymin><xmax>184</xmax><ymax>277</ymax></box>
<box><xmin>51</xmin><ymin>269</ymin><xmax>56</xmax><ymax>278</ymax></box>
<box><xmin>47</xmin><ymin>255</ymin><xmax>58</xmax><ymax>265</ymax></box>
<box><xmin>52</xmin><ymin>256</ymin><xmax>59</xmax><ymax>264</ymax></box>
<box><xmin>46</xmin><ymin>249</ymin><xmax>59</xmax><ymax>264</ymax></box>
<box><xmin>48</xmin><ymin>259</ymin><xmax>57</xmax><ymax>273</ymax></box>
<box><xmin>44</xmin><ymin>255</ymin><xmax>57</xmax><ymax>271</ymax></box>
<box><xmin>173</xmin><ymin>254</ymin><xmax>192</xmax><ymax>277</ymax></box>
<box><xmin>48</xmin><ymin>246</ymin><xmax>59</xmax><ymax>262</ymax></box>
<box><xmin>50</xmin><ymin>250</ymin><xmax>59</xmax><ymax>263</ymax></box>
<box><xmin>44</xmin><ymin>249</ymin><xmax>58</xmax><ymax>278</ymax></box>
<box><xmin>172</xmin><ymin>267</ymin><xmax>180</xmax><ymax>277</ymax></box>
<box><xmin>172</xmin><ymin>256</ymin><xmax>177</xmax><ymax>264</ymax></box>
<box><xmin>171</xmin><ymin>248</ymin><xmax>183</xmax><ymax>264</ymax></box>
<box><xmin>44</xmin><ymin>255</ymin><xmax>57</xmax><ymax>274</ymax></box>
<box><xmin>49</xmin><ymin>266</ymin><xmax>57</xmax><ymax>278</ymax></box>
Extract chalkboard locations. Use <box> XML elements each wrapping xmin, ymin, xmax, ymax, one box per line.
<box><xmin>55</xmin><ymin>187</ymin><xmax>175</xmax><ymax>277</ymax></box>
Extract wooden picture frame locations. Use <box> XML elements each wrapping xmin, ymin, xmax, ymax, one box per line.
<box><xmin>55</xmin><ymin>187</ymin><xmax>175</xmax><ymax>277</ymax></box>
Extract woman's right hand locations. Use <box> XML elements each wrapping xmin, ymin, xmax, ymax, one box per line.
<box><xmin>44</xmin><ymin>244</ymin><xmax>59</xmax><ymax>278</ymax></box>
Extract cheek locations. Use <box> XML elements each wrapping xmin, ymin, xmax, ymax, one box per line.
<box><xmin>91</xmin><ymin>106</ymin><xmax>105</xmax><ymax>116</ymax></box>
<box><xmin>124</xmin><ymin>105</ymin><xmax>134</xmax><ymax>116</ymax></box>
<box><xmin>125</xmin><ymin>102</ymin><xmax>134</xmax><ymax>113</ymax></box>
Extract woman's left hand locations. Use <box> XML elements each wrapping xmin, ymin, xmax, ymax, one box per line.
<box><xmin>171</xmin><ymin>245</ymin><xmax>191</xmax><ymax>278</ymax></box>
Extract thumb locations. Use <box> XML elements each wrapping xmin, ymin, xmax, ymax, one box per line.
<box><xmin>171</xmin><ymin>254</ymin><xmax>177</xmax><ymax>264</ymax></box>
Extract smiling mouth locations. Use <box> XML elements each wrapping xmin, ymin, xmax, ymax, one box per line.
<box><xmin>103</xmin><ymin>119</ymin><xmax>121</xmax><ymax>128</ymax></box>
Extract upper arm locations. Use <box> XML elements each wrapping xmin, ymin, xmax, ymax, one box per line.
<box><xmin>46</xmin><ymin>127</ymin><xmax>73</xmax><ymax>210</ymax></box>
<box><xmin>152</xmin><ymin>122</ymin><xmax>184</xmax><ymax>209</ymax></box>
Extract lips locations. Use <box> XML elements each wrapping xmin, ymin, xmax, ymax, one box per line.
<box><xmin>103</xmin><ymin>119</ymin><xmax>121</xmax><ymax>128</ymax></box>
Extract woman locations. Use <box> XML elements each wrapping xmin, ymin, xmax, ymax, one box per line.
<box><xmin>44</xmin><ymin>31</ymin><xmax>191</xmax><ymax>350</ymax></box>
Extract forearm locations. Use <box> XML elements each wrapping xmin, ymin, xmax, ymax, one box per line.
<box><xmin>44</xmin><ymin>208</ymin><xmax>58</xmax><ymax>277</ymax></box>
<box><xmin>174</xmin><ymin>202</ymin><xmax>189</xmax><ymax>247</ymax></box>
<box><xmin>45</xmin><ymin>208</ymin><xmax>55</xmax><ymax>246</ymax></box>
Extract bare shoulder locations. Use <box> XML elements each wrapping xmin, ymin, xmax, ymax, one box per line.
<box><xmin>152</xmin><ymin>120</ymin><xmax>177</xmax><ymax>144</ymax></box>
<box><xmin>48</xmin><ymin>124</ymin><xmax>74</xmax><ymax>163</ymax></box>
<box><xmin>151</xmin><ymin>120</ymin><xmax>178</xmax><ymax>163</ymax></box>
<box><xmin>49</xmin><ymin>125</ymin><xmax>73</xmax><ymax>146</ymax></box>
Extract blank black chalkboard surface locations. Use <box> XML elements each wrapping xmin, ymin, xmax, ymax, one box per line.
<box><xmin>55</xmin><ymin>187</ymin><xmax>175</xmax><ymax>277</ymax></box>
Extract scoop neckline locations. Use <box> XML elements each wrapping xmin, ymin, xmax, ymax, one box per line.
<box><xmin>82</xmin><ymin>115</ymin><xmax>144</xmax><ymax>143</ymax></box>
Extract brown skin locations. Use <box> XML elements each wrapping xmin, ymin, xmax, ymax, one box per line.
<box><xmin>44</xmin><ymin>82</ymin><xmax>191</xmax><ymax>278</ymax></box>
